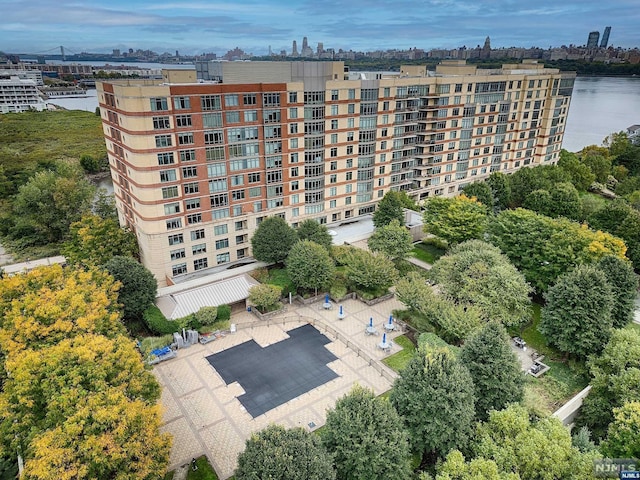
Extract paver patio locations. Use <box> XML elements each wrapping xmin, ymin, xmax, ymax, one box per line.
<box><xmin>152</xmin><ymin>295</ymin><xmax>405</xmax><ymax>479</ymax></box>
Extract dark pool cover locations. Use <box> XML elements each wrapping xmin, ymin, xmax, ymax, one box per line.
<box><xmin>206</xmin><ymin>324</ymin><xmax>339</xmax><ymax>417</ymax></box>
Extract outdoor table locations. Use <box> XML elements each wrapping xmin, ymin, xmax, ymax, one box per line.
<box><xmin>378</xmin><ymin>341</ymin><xmax>392</xmax><ymax>352</ymax></box>
<box><xmin>384</xmin><ymin>322</ymin><xmax>396</xmax><ymax>332</ymax></box>
<box><xmin>323</xmin><ymin>302</ymin><xmax>332</xmax><ymax>310</ymax></box>
<box><xmin>365</xmin><ymin>325</ymin><xmax>377</xmax><ymax>335</ymax></box>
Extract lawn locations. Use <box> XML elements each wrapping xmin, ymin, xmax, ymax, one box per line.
<box><xmin>187</xmin><ymin>456</ymin><xmax>219</xmax><ymax>480</ymax></box>
<box><xmin>517</xmin><ymin>302</ymin><xmax>589</xmax><ymax>411</ymax></box>
<box><xmin>411</xmin><ymin>242</ymin><xmax>445</xmax><ymax>265</ymax></box>
<box><xmin>382</xmin><ymin>335</ymin><xmax>416</xmax><ymax>371</ymax></box>
<box><xmin>266</xmin><ymin>268</ymin><xmax>295</xmax><ymax>295</ymax></box>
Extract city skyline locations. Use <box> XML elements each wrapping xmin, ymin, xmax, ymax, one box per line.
<box><xmin>1</xmin><ymin>0</ymin><xmax>639</xmax><ymax>56</ymax></box>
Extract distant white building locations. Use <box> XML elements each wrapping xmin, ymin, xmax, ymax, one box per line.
<box><xmin>0</xmin><ymin>75</ymin><xmax>47</xmax><ymax>114</ymax></box>
<box><xmin>0</xmin><ymin>69</ymin><xmax>43</xmax><ymax>86</ymax></box>
<box><xmin>627</xmin><ymin>124</ymin><xmax>640</xmax><ymax>143</ymax></box>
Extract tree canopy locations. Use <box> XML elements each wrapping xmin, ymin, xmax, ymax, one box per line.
<box><xmin>460</xmin><ymin>322</ymin><xmax>525</xmax><ymax>421</ymax></box>
<box><xmin>373</xmin><ymin>191</ymin><xmax>405</xmax><ymax>228</ymax></box>
<box><xmin>367</xmin><ymin>219</ymin><xmax>413</xmax><ymax>261</ymax></box>
<box><xmin>487</xmin><ymin>208</ymin><xmax>627</xmax><ymax>292</ymax></box>
<box><xmin>596</xmin><ymin>255</ymin><xmax>638</xmax><ymax>328</ymax></box>
<box><xmin>423</xmin><ymin>195</ymin><xmax>488</xmax><ymax>246</ymax></box>
<box><xmin>539</xmin><ymin>265</ymin><xmax>614</xmax><ymax>358</ymax></box>
<box><xmin>430</xmin><ymin>240</ymin><xmax>532</xmax><ymax>327</ymax></box>
<box><xmin>600</xmin><ymin>401</ymin><xmax>640</xmax><ymax>459</ymax></box>
<box><xmin>343</xmin><ymin>249</ymin><xmax>398</xmax><ymax>294</ymax></box>
<box><xmin>472</xmin><ymin>405</ymin><xmax>599</xmax><ymax>480</ymax></box>
<box><xmin>322</xmin><ymin>385</ymin><xmax>411</xmax><ymax>480</ymax></box>
<box><xmin>236</xmin><ymin>425</ymin><xmax>335</xmax><ymax>480</ymax></box>
<box><xmin>8</xmin><ymin>165</ymin><xmax>95</xmax><ymax>245</ymax></box>
<box><xmin>577</xmin><ymin>327</ymin><xmax>640</xmax><ymax>440</ymax></box>
<box><xmin>250</xmin><ymin>216</ymin><xmax>298</xmax><ymax>264</ymax></box>
<box><xmin>296</xmin><ymin>219</ymin><xmax>333</xmax><ymax>251</ymax></box>
<box><xmin>390</xmin><ymin>349</ymin><xmax>475</xmax><ymax>463</ymax></box>
<box><xmin>462</xmin><ymin>181</ymin><xmax>493</xmax><ymax>209</ymax></box>
<box><xmin>286</xmin><ymin>240</ymin><xmax>335</xmax><ymax>293</ymax></box>
<box><xmin>63</xmin><ymin>214</ymin><xmax>138</xmax><ymax>267</ymax></box>
<box><xmin>103</xmin><ymin>256</ymin><xmax>157</xmax><ymax>322</ymax></box>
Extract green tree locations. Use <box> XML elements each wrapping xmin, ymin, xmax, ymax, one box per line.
<box><xmin>539</xmin><ymin>265</ymin><xmax>614</xmax><ymax>358</ymax></box>
<box><xmin>296</xmin><ymin>219</ymin><xmax>333</xmax><ymax>251</ymax></box>
<box><xmin>286</xmin><ymin>240</ymin><xmax>335</xmax><ymax>294</ymax></box>
<box><xmin>589</xmin><ymin>200</ymin><xmax>640</xmax><ymax>271</ymax></box>
<box><xmin>248</xmin><ymin>283</ymin><xmax>282</xmax><ymax>312</ymax></box>
<box><xmin>344</xmin><ymin>249</ymin><xmax>398</xmax><ymax>293</ymax></box>
<box><xmin>368</xmin><ymin>219</ymin><xmax>413</xmax><ymax>261</ymax></box>
<box><xmin>596</xmin><ymin>255</ymin><xmax>638</xmax><ymax>328</ymax></box>
<box><xmin>79</xmin><ymin>154</ymin><xmax>100</xmax><ymax>173</ymax></box>
<box><xmin>92</xmin><ymin>188</ymin><xmax>118</xmax><ymax>220</ymax></box>
<box><xmin>390</xmin><ymin>349</ymin><xmax>475</xmax><ymax>463</ymax></box>
<box><xmin>236</xmin><ymin>425</ymin><xmax>335</xmax><ymax>480</ymax></box>
<box><xmin>436</xmin><ymin>450</ymin><xmax>519</xmax><ymax>480</ymax></box>
<box><xmin>103</xmin><ymin>256</ymin><xmax>157</xmax><ymax>321</ymax></box>
<box><xmin>460</xmin><ymin>322</ymin><xmax>525</xmax><ymax>420</ymax></box>
<box><xmin>424</xmin><ymin>300</ymin><xmax>483</xmax><ymax>345</ymax></box>
<box><xmin>63</xmin><ymin>214</ymin><xmax>138</xmax><ymax>267</ymax></box>
<box><xmin>473</xmin><ymin>405</ymin><xmax>599</xmax><ymax>480</ymax></box>
<box><xmin>250</xmin><ymin>216</ymin><xmax>298</xmax><ymax>264</ymax></box>
<box><xmin>430</xmin><ymin>240</ymin><xmax>532</xmax><ymax>327</ymax></box>
<box><xmin>487</xmin><ymin>208</ymin><xmax>627</xmax><ymax>292</ymax></box>
<box><xmin>10</xmin><ymin>166</ymin><xmax>95</xmax><ymax>244</ymax></box>
<box><xmin>600</xmin><ymin>401</ymin><xmax>640</xmax><ymax>459</ymax></box>
<box><xmin>395</xmin><ymin>271</ymin><xmax>435</xmax><ymax>313</ymax></box>
<box><xmin>581</xmin><ymin>151</ymin><xmax>612</xmax><ymax>183</ymax></box>
<box><xmin>558</xmin><ymin>149</ymin><xmax>596</xmax><ymax>191</ymax></box>
<box><xmin>462</xmin><ymin>181</ymin><xmax>493</xmax><ymax>209</ymax></box>
<box><xmin>576</xmin><ymin>327</ymin><xmax>640</xmax><ymax>440</ymax></box>
<box><xmin>508</xmin><ymin>165</ymin><xmax>571</xmax><ymax>207</ymax></box>
<box><xmin>523</xmin><ymin>189</ymin><xmax>553</xmax><ymax>217</ymax></box>
<box><xmin>423</xmin><ymin>195</ymin><xmax>488</xmax><ymax>246</ymax></box>
<box><xmin>373</xmin><ymin>191</ymin><xmax>405</xmax><ymax>228</ymax></box>
<box><xmin>194</xmin><ymin>306</ymin><xmax>218</xmax><ymax>325</ymax></box>
<box><xmin>487</xmin><ymin>172</ymin><xmax>512</xmax><ymax>212</ymax></box>
<box><xmin>549</xmin><ymin>182</ymin><xmax>582</xmax><ymax>220</ymax></box>
<box><xmin>322</xmin><ymin>385</ymin><xmax>411</xmax><ymax>480</ymax></box>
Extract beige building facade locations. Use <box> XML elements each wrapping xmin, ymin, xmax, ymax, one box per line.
<box><xmin>97</xmin><ymin>60</ymin><xmax>575</xmax><ymax>286</ymax></box>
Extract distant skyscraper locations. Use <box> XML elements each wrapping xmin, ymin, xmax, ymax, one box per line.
<box><xmin>302</xmin><ymin>36</ymin><xmax>308</xmax><ymax>51</ymax></box>
<box><xmin>317</xmin><ymin>42</ymin><xmax>324</xmax><ymax>56</ymax></box>
<box><xmin>292</xmin><ymin>40</ymin><xmax>298</xmax><ymax>56</ymax></box>
<box><xmin>600</xmin><ymin>26</ymin><xmax>611</xmax><ymax>48</ymax></box>
<box><xmin>482</xmin><ymin>36</ymin><xmax>491</xmax><ymax>59</ymax></box>
<box><xmin>587</xmin><ymin>31</ymin><xmax>600</xmax><ymax>48</ymax></box>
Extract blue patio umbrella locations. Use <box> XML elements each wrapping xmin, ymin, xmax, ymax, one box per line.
<box><xmin>382</xmin><ymin>333</ymin><xmax>387</xmax><ymax>345</ymax></box>
<box><xmin>388</xmin><ymin>315</ymin><xmax>394</xmax><ymax>327</ymax></box>
<box><xmin>339</xmin><ymin>305</ymin><xmax>343</xmax><ymax>315</ymax></box>
<box><xmin>325</xmin><ymin>293</ymin><xmax>330</xmax><ymax>304</ymax></box>
<box><xmin>369</xmin><ymin>317</ymin><xmax>373</xmax><ymax>327</ymax></box>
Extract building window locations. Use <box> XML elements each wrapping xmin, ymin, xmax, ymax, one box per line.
<box><xmin>215</xmin><ymin>239</ymin><xmax>229</xmax><ymax>250</ymax></box>
<box><xmin>263</xmin><ymin>93</ymin><xmax>280</xmax><ymax>106</ymax></box>
<box><xmin>192</xmin><ymin>243</ymin><xmax>207</xmax><ymax>255</ymax></box>
<box><xmin>201</xmin><ymin>95</ymin><xmax>221</xmax><ymax>111</ymax></box>
<box><xmin>226</xmin><ymin>111</ymin><xmax>240</xmax><ymax>123</ymax></box>
<box><xmin>168</xmin><ymin>233</ymin><xmax>184</xmax><ymax>245</ymax></box>
<box><xmin>153</xmin><ymin>116</ymin><xmax>170</xmax><ymax>129</ymax></box>
<box><xmin>164</xmin><ymin>202</ymin><xmax>180</xmax><ymax>215</ymax></box>
<box><xmin>203</xmin><ymin>112</ymin><xmax>223</xmax><ymax>127</ymax></box>
<box><xmin>182</xmin><ymin>166</ymin><xmax>197</xmax><ymax>178</ymax></box>
<box><xmin>174</xmin><ymin>96</ymin><xmax>190</xmax><ymax>109</ymax></box>
<box><xmin>289</xmin><ymin>91</ymin><xmax>297</xmax><ymax>103</ymax></box>
<box><xmin>185</xmin><ymin>198</ymin><xmax>200</xmax><ymax>210</ymax></box>
<box><xmin>150</xmin><ymin>97</ymin><xmax>168</xmax><ymax>111</ymax></box>
<box><xmin>216</xmin><ymin>253</ymin><xmax>230</xmax><ymax>264</ymax></box>
<box><xmin>243</xmin><ymin>93</ymin><xmax>257</xmax><ymax>105</ymax></box>
<box><xmin>166</xmin><ymin>218</ymin><xmax>182</xmax><ymax>230</ymax></box>
<box><xmin>193</xmin><ymin>258</ymin><xmax>208</xmax><ymax>271</ymax></box>
<box><xmin>177</xmin><ymin>133</ymin><xmax>194</xmax><ymax>145</ymax></box>
<box><xmin>172</xmin><ymin>263</ymin><xmax>187</xmax><ymax>276</ymax></box>
<box><xmin>183</xmin><ymin>182</ymin><xmax>199</xmax><ymax>195</ymax></box>
<box><xmin>191</xmin><ymin>229</ymin><xmax>205</xmax><ymax>240</ymax></box>
<box><xmin>186</xmin><ymin>213</ymin><xmax>202</xmax><ymax>225</ymax></box>
<box><xmin>170</xmin><ymin>248</ymin><xmax>185</xmax><ymax>261</ymax></box>
<box><xmin>162</xmin><ymin>186</ymin><xmax>179</xmax><ymax>199</ymax></box>
<box><xmin>155</xmin><ymin>135</ymin><xmax>172</xmax><ymax>147</ymax></box>
<box><xmin>180</xmin><ymin>149</ymin><xmax>196</xmax><ymax>162</ymax></box>
<box><xmin>244</xmin><ymin>110</ymin><xmax>258</xmax><ymax>122</ymax></box>
<box><xmin>289</xmin><ymin>107</ymin><xmax>298</xmax><ymax>119</ymax></box>
<box><xmin>175</xmin><ymin>115</ymin><xmax>192</xmax><ymax>127</ymax></box>
<box><xmin>206</xmin><ymin>146</ymin><xmax>225</xmax><ymax>162</ymax></box>
<box><xmin>157</xmin><ymin>152</ymin><xmax>174</xmax><ymax>165</ymax></box>
<box><xmin>225</xmin><ymin>94</ymin><xmax>239</xmax><ymax>107</ymax></box>
<box><xmin>214</xmin><ymin>224</ymin><xmax>228</xmax><ymax>236</ymax></box>
<box><xmin>204</xmin><ymin>130</ymin><xmax>224</xmax><ymax>144</ymax></box>
<box><xmin>330</xmin><ymin>148</ymin><xmax>338</xmax><ymax>158</ymax></box>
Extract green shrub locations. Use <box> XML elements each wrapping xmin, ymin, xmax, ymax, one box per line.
<box><xmin>423</xmin><ymin>235</ymin><xmax>448</xmax><ymax>250</ymax></box>
<box><xmin>217</xmin><ymin>304</ymin><xmax>231</xmax><ymax>321</ymax></box>
<box><xmin>331</xmin><ymin>245</ymin><xmax>355</xmax><ymax>266</ymax></box>
<box><xmin>250</xmin><ymin>267</ymin><xmax>269</xmax><ymax>283</ymax></box>
<box><xmin>143</xmin><ymin>305</ymin><xmax>177</xmax><ymax>335</ymax></box>
<box><xmin>194</xmin><ymin>306</ymin><xmax>217</xmax><ymax>325</ymax></box>
<box><xmin>330</xmin><ymin>282</ymin><xmax>347</xmax><ymax>300</ymax></box>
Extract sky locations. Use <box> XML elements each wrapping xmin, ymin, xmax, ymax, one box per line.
<box><xmin>1</xmin><ymin>0</ymin><xmax>638</xmax><ymax>56</ymax></box>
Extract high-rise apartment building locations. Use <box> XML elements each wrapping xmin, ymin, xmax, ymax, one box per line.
<box><xmin>97</xmin><ymin>60</ymin><xmax>575</xmax><ymax>286</ymax></box>
<box><xmin>587</xmin><ymin>31</ymin><xmax>600</xmax><ymax>48</ymax></box>
<box><xmin>600</xmin><ymin>26</ymin><xmax>611</xmax><ymax>48</ymax></box>
<box><xmin>0</xmin><ymin>74</ymin><xmax>47</xmax><ymax>114</ymax></box>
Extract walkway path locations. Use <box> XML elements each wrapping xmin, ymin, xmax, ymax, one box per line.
<box><xmin>153</xmin><ymin>295</ymin><xmax>406</xmax><ymax>479</ymax></box>
<box><xmin>407</xmin><ymin>256</ymin><xmax>432</xmax><ymax>270</ymax></box>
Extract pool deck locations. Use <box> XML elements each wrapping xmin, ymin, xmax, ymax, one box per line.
<box><xmin>152</xmin><ymin>295</ymin><xmax>405</xmax><ymax>479</ymax></box>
